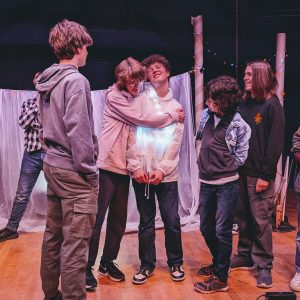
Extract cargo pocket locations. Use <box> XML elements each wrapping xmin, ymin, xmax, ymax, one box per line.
<box><xmin>70</xmin><ymin>202</ymin><xmax>98</xmax><ymax>239</ymax></box>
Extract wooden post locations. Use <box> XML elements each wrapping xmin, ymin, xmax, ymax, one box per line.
<box><xmin>275</xmin><ymin>32</ymin><xmax>286</xmax><ymax>226</ymax></box>
<box><xmin>191</xmin><ymin>15</ymin><xmax>204</xmax><ymax>132</ymax></box>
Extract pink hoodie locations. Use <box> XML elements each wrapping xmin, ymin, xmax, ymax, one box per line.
<box><xmin>96</xmin><ymin>84</ymin><xmax>179</xmax><ymax>175</ymax></box>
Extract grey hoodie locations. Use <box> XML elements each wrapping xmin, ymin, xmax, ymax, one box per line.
<box><xmin>36</xmin><ymin>64</ymin><xmax>98</xmax><ymax>187</ymax></box>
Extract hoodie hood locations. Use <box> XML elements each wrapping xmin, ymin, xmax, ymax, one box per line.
<box><xmin>105</xmin><ymin>84</ymin><xmax>134</xmax><ymax>102</ymax></box>
<box><xmin>36</xmin><ymin>64</ymin><xmax>78</xmax><ymax>101</ymax></box>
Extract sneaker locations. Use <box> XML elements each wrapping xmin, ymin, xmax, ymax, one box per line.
<box><xmin>132</xmin><ymin>267</ymin><xmax>154</xmax><ymax>285</ymax></box>
<box><xmin>290</xmin><ymin>272</ymin><xmax>300</xmax><ymax>292</ymax></box>
<box><xmin>194</xmin><ymin>276</ymin><xmax>229</xmax><ymax>294</ymax></box>
<box><xmin>257</xmin><ymin>268</ymin><xmax>273</xmax><ymax>288</ymax></box>
<box><xmin>232</xmin><ymin>223</ymin><xmax>239</xmax><ymax>235</ymax></box>
<box><xmin>230</xmin><ymin>254</ymin><xmax>255</xmax><ymax>271</ymax></box>
<box><xmin>98</xmin><ymin>261</ymin><xmax>125</xmax><ymax>282</ymax></box>
<box><xmin>86</xmin><ymin>267</ymin><xmax>97</xmax><ymax>290</ymax></box>
<box><xmin>0</xmin><ymin>227</ymin><xmax>19</xmax><ymax>243</ymax></box>
<box><xmin>170</xmin><ymin>265</ymin><xmax>185</xmax><ymax>281</ymax></box>
<box><xmin>197</xmin><ymin>264</ymin><xmax>213</xmax><ymax>277</ymax></box>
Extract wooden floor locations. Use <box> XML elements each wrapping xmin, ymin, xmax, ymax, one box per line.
<box><xmin>0</xmin><ymin>191</ymin><xmax>299</xmax><ymax>300</ymax></box>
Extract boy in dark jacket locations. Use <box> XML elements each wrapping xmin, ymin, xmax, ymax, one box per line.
<box><xmin>194</xmin><ymin>76</ymin><xmax>251</xmax><ymax>293</ymax></box>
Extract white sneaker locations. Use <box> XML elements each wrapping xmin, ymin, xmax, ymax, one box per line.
<box><xmin>290</xmin><ymin>272</ymin><xmax>300</xmax><ymax>292</ymax></box>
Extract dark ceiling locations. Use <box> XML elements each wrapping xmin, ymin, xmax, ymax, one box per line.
<box><xmin>0</xmin><ymin>0</ymin><xmax>299</xmax><ymax>153</ymax></box>
<box><xmin>0</xmin><ymin>0</ymin><xmax>299</xmax><ymax>88</ymax></box>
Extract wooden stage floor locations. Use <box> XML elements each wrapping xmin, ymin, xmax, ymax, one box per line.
<box><xmin>0</xmin><ymin>191</ymin><xmax>299</xmax><ymax>300</ymax></box>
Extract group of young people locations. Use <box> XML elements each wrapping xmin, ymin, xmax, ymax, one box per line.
<box><xmin>0</xmin><ymin>18</ymin><xmax>299</xmax><ymax>299</ymax></box>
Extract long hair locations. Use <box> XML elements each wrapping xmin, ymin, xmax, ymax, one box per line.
<box><xmin>244</xmin><ymin>60</ymin><xmax>277</xmax><ymax>101</ymax></box>
<box><xmin>115</xmin><ymin>57</ymin><xmax>146</xmax><ymax>91</ymax></box>
<box><xmin>205</xmin><ymin>75</ymin><xmax>242</xmax><ymax>116</ymax></box>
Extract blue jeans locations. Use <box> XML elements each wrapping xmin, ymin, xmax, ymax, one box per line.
<box><xmin>296</xmin><ymin>192</ymin><xmax>300</xmax><ymax>272</ymax></box>
<box><xmin>6</xmin><ymin>150</ymin><xmax>45</xmax><ymax>232</ymax></box>
<box><xmin>133</xmin><ymin>180</ymin><xmax>183</xmax><ymax>269</ymax></box>
<box><xmin>199</xmin><ymin>180</ymin><xmax>238</xmax><ymax>282</ymax></box>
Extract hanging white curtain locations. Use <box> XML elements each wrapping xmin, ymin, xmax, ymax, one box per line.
<box><xmin>0</xmin><ymin>72</ymin><xmax>199</xmax><ymax>232</ymax></box>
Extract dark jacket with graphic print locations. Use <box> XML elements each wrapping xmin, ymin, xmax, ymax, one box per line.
<box><xmin>238</xmin><ymin>95</ymin><xmax>285</xmax><ymax>181</ymax></box>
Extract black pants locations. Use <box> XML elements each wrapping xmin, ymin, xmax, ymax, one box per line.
<box><xmin>87</xmin><ymin>169</ymin><xmax>130</xmax><ymax>268</ymax></box>
<box><xmin>133</xmin><ymin>180</ymin><xmax>183</xmax><ymax>270</ymax></box>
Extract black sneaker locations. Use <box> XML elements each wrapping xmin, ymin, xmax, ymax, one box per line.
<box><xmin>197</xmin><ymin>264</ymin><xmax>213</xmax><ymax>277</ymax></box>
<box><xmin>0</xmin><ymin>227</ymin><xmax>19</xmax><ymax>243</ymax></box>
<box><xmin>194</xmin><ymin>276</ymin><xmax>229</xmax><ymax>294</ymax></box>
<box><xmin>86</xmin><ymin>267</ymin><xmax>98</xmax><ymax>290</ymax></box>
<box><xmin>230</xmin><ymin>254</ymin><xmax>255</xmax><ymax>271</ymax></box>
<box><xmin>132</xmin><ymin>267</ymin><xmax>154</xmax><ymax>285</ymax></box>
<box><xmin>257</xmin><ymin>268</ymin><xmax>273</xmax><ymax>288</ymax></box>
<box><xmin>170</xmin><ymin>265</ymin><xmax>185</xmax><ymax>281</ymax></box>
<box><xmin>98</xmin><ymin>261</ymin><xmax>125</xmax><ymax>282</ymax></box>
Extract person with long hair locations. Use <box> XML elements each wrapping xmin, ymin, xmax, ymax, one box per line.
<box><xmin>230</xmin><ymin>60</ymin><xmax>285</xmax><ymax>288</ymax></box>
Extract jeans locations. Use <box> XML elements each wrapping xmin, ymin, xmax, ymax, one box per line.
<box><xmin>199</xmin><ymin>180</ymin><xmax>238</xmax><ymax>282</ymax></box>
<box><xmin>133</xmin><ymin>180</ymin><xmax>183</xmax><ymax>269</ymax></box>
<box><xmin>295</xmin><ymin>192</ymin><xmax>300</xmax><ymax>272</ymax></box>
<box><xmin>87</xmin><ymin>169</ymin><xmax>130</xmax><ymax>268</ymax></box>
<box><xmin>41</xmin><ymin>163</ymin><xmax>98</xmax><ymax>300</ymax></box>
<box><xmin>6</xmin><ymin>150</ymin><xmax>45</xmax><ymax>232</ymax></box>
<box><xmin>236</xmin><ymin>175</ymin><xmax>274</xmax><ymax>269</ymax></box>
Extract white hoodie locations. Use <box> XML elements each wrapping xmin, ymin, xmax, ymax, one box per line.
<box><xmin>127</xmin><ymin>86</ymin><xmax>184</xmax><ymax>182</ymax></box>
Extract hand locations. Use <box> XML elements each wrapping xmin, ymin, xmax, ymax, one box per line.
<box><xmin>176</xmin><ymin>108</ymin><xmax>185</xmax><ymax>123</ymax></box>
<box><xmin>132</xmin><ymin>168</ymin><xmax>149</xmax><ymax>183</ymax></box>
<box><xmin>149</xmin><ymin>170</ymin><xmax>164</xmax><ymax>185</ymax></box>
<box><xmin>256</xmin><ymin>178</ymin><xmax>269</xmax><ymax>193</ymax></box>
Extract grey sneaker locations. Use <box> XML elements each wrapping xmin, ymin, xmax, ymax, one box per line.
<box><xmin>230</xmin><ymin>254</ymin><xmax>255</xmax><ymax>271</ymax></box>
<box><xmin>132</xmin><ymin>267</ymin><xmax>154</xmax><ymax>285</ymax></box>
<box><xmin>257</xmin><ymin>268</ymin><xmax>273</xmax><ymax>288</ymax></box>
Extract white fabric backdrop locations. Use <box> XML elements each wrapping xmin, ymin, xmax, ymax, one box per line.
<box><xmin>0</xmin><ymin>72</ymin><xmax>200</xmax><ymax>232</ymax></box>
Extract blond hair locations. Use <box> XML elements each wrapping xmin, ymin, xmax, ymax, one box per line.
<box><xmin>49</xmin><ymin>19</ymin><xmax>93</xmax><ymax>60</ymax></box>
<box><xmin>244</xmin><ymin>60</ymin><xmax>277</xmax><ymax>101</ymax></box>
<box><xmin>115</xmin><ymin>57</ymin><xmax>145</xmax><ymax>90</ymax></box>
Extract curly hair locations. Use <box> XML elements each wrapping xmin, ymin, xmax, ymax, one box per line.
<box><xmin>244</xmin><ymin>60</ymin><xmax>277</xmax><ymax>101</ymax></box>
<box><xmin>205</xmin><ymin>75</ymin><xmax>242</xmax><ymax>116</ymax></box>
<box><xmin>115</xmin><ymin>57</ymin><xmax>146</xmax><ymax>91</ymax></box>
<box><xmin>49</xmin><ymin>19</ymin><xmax>93</xmax><ymax>60</ymax></box>
<box><xmin>142</xmin><ymin>54</ymin><xmax>171</xmax><ymax>73</ymax></box>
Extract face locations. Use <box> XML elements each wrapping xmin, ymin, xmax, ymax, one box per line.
<box><xmin>77</xmin><ymin>45</ymin><xmax>88</xmax><ymax>67</ymax></box>
<box><xmin>206</xmin><ymin>98</ymin><xmax>220</xmax><ymax>113</ymax></box>
<box><xmin>146</xmin><ymin>62</ymin><xmax>170</xmax><ymax>85</ymax></box>
<box><xmin>124</xmin><ymin>78</ymin><xmax>141</xmax><ymax>97</ymax></box>
<box><xmin>244</xmin><ymin>65</ymin><xmax>253</xmax><ymax>92</ymax></box>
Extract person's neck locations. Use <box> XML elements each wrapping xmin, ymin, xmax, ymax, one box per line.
<box><xmin>152</xmin><ymin>81</ymin><xmax>169</xmax><ymax>97</ymax></box>
<box><xmin>59</xmin><ymin>58</ymin><xmax>79</xmax><ymax>68</ymax></box>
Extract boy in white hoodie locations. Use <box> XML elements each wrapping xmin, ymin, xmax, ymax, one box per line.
<box><xmin>127</xmin><ymin>54</ymin><xmax>185</xmax><ymax>284</ymax></box>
